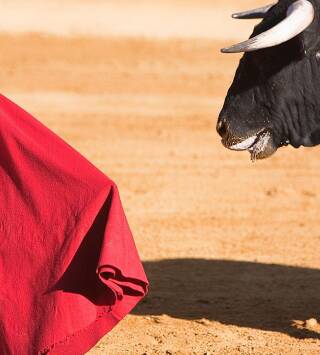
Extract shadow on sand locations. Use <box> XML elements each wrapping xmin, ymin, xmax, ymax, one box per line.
<box><xmin>133</xmin><ymin>259</ymin><xmax>320</xmax><ymax>339</ymax></box>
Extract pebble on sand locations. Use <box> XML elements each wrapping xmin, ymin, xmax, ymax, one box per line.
<box><xmin>305</xmin><ymin>318</ymin><xmax>318</xmax><ymax>328</ymax></box>
<box><xmin>196</xmin><ymin>319</ymin><xmax>212</xmax><ymax>326</ymax></box>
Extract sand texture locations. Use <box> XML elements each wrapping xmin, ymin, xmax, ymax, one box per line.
<box><xmin>1</xmin><ymin>1</ymin><xmax>320</xmax><ymax>353</ymax></box>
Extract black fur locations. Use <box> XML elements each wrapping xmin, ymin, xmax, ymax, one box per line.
<box><xmin>217</xmin><ymin>0</ymin><xmax>320</xmax><ymax>158</ymax></box>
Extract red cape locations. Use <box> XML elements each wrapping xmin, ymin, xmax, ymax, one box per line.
<box><xmin>0</xmin><ymin>94</ymin><xmax>148</xmax><ymax>354</ymax></box>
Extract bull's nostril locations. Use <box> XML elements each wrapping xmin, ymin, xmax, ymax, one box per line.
<box><xmin>217</xmin><ymin>119</ymin><xmax>227</xmax><ymax>138</ymax></box>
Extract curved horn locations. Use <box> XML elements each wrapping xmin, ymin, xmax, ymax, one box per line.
<box><xmin>221</xmin><ymin>0</ymin><xmax>314</xmax><ymax>53</ymax></box>
<box><xmin>232</xmin><ymin>4</ymin><xmax>275</xmax><ymax>19</ymax></box>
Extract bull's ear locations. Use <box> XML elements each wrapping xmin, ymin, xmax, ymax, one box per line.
<box><xmin>232</xmin><ymin>3</ymin><xmax>275</xmax><ymax>19</ymax></box>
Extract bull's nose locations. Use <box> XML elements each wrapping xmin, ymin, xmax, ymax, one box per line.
<box><xmin>216</xmin><ymin>118</ymin><xmax>228</xmax><ymax>138</ymax></box>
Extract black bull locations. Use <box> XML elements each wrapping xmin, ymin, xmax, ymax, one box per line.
<box><xmin>217</xmin><ymin>0</ymin><xmax>320</xmax><ymax>160</ymax></box>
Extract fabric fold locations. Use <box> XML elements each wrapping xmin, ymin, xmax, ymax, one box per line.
<box><xmin>0</xmin><ymin>94</ymin><xmax>148</xmax><ymax>354</ymax></box>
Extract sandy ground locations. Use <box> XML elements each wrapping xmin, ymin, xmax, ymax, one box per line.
<box><xmin>2</xmin><ymin>0</ymin><xmax>320</xmax><ymax>354</ymax></box>
<box><xmin>0</xmin><ymin>0</ymin><xmax>266</xmax><ymax>40</ymax></box>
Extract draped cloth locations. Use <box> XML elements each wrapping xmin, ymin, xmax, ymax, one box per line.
<box><xmin>0</xmin><ymin>94</ymin><xmax>148</xmax><ymax>354</ymax></box>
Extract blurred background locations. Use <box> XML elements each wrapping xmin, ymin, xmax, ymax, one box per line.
<box><xmin>3</xmin><ymin>0</ymin><xmax>320</xmax><ymax>354</ymax></box>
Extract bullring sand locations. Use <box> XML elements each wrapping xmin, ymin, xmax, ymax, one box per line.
<box><xmin>1</xmin><ymin>0</ymin><xmax>320</xmax><ymax>353</ymax></box>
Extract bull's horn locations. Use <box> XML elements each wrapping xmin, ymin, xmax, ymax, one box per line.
<box><xmin>232</xmin><ymin>4</ymin><xmax>275</xmax><ymax>19</ymax></box>
<box><xmin>221</xmin><ymin>0</ymin><xmax>314</xmax><ymax>53</ymax></box>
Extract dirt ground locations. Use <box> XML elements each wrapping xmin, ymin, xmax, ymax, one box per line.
<box><xmin>2</xmin><ymin>0</ymin><xmax>320</xmax><ymax>354</ymax></box>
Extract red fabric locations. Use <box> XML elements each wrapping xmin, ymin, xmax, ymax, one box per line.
<box><xmin>0</xmin><ymin>94</ymin><xmax>148</xmax><ymax>354</ymax></box>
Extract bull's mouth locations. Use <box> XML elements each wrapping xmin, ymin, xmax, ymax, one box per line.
<box><xmin>223</xmin><ymin>129</ymin><xmax>276</xmax><ymax>161</ymax></box>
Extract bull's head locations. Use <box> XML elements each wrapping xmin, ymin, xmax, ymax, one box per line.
<box><xmin>217</xmin><ymin>0</ymin><xmax>320</xmax><ymax>160</ymax></box>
